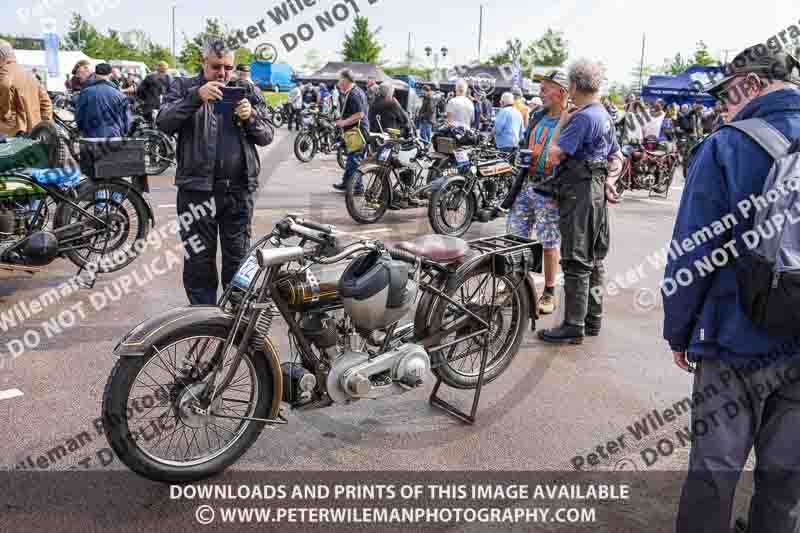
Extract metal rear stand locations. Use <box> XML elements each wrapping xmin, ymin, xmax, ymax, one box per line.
<box><xmin>429</xmin><ymin>234</ymin><xmax>541</xmax><ymax>424</ymax></box>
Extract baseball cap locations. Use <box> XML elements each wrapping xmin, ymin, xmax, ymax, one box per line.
<box><xmin>534</xmin><ymin>68</ymin><xmax>569</xmax><ymax>91</ymax></box>
<box><xmin>706</xmin><ymin>45</ymin><xmax>800</xmax><ymax>96</ymax></box>
<box><xmin>95</xmin><ymin>63</ymin><xmax>112</xmax><ymax>75</ymax></box>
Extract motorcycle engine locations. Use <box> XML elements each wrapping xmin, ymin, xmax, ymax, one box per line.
<box><xmin>398</xmin><ymin>169</ymin><xmax>416</xmax><ymax>187</ymax></box>
<box><xmin>0</xmin><ymin>198</ymin><xmax>58</xmax><ymax>265</ymax></box>
<box><xmin>325</xmin><ymin>343</ymin><xmax>430</xmax><ymax>403</ymax></box>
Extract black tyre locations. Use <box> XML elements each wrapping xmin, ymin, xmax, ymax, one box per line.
<box><xmin>54</xmin><ymin>180</ymin><xmax>150</xmax><ymax>272</ymax></box>
<box><xmin>139</xmin><ymin>129</ymin><xmax>173</xmax><ymax>175</ymax></box>
<box><xmin>428</xmin><ymin>179</ymin><xmax>476</xmax><ymax>237</ymax></box>
<box><xmin>652</xmin><ymin>158</ymin><xmax>676</xmax><ymax>196</ymax></box>
<box><xmin>337</xmin><ymin>144</ymin><xmax>347</xmax><ymax>170</ymax></box>
<box><xmin>272</xmin><ymin>110</ymin><xmax>285</xmax><ymax>128</ymax></box>
<box><xmin>102</xmin><ymin>322</ymin><xmax>272</xmax><ymax>483</ymax></box>
<box><xmin>345</xmin><ymin>167</ymin><xmax>390</xmax><ymax>224</ymax></box>
<box><xmin>425</xmin><ymin>265</ymin><xmax>530</xmax><ymax>389</ymax></box>
<box><xmin>29</xmin><ymin>121</ymin><xmax>67</xmax><ymax>168</ymax></box>
<box><xmin>294</xmin><ymin>132</ymin><xmax>317</xmax><ymax>162</ymax></box>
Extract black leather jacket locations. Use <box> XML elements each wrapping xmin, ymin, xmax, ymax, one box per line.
<box><xmin>157</xmin><ymin>73</ymin><xmax>274</xmax><ymax>192</ymax></box>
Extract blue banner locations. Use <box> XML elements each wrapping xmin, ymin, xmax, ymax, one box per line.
<box><xmin>43</xmin><ymin>32</ymin><xmax>59</xmax><ymax>78</ymax></box>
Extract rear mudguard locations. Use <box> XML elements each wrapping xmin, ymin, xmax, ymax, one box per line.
<box><xmin>74</xmin><ymin>178</ymin><xmax>156</xmax><ymax>230</ymax></box>
<box><xmin>414</xmin><ymin>254</ymin><xmax>538</xmax><ymax>344</ymax></box>
<box><xmin>113</xmin><ymin>305</ymin><xmax>283</xmax><ymax>420</ymax></box>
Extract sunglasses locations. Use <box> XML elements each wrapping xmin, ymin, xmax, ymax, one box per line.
<box><xmin>208</xmin><ymin>63</ymin><xmax>234</xmax><ymax>72</ymax></box>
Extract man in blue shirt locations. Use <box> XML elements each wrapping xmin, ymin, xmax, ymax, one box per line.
<box><xmin>663</xmin><ymin>46</ymin><xmax>800</xmax><ymax>533</ymax></box>
<box><xmin>538</xmin><ymin>58</ymin><xmax>623</xmax><ymax>344</ymax></box>
<box><xmin>75</xmin><ymin>63</ymin><xmax>132</xmax><ymax>138</ymax></box>
<box><xmin>493</xmin><ymin>92</ymin><xmax>524</xmax><ymax>151</ymax></box>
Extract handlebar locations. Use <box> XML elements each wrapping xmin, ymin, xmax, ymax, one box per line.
<box><xmin>387</xmin><ymin>247</ymin><xmax>417</xmax><ymax>264</ymax></box>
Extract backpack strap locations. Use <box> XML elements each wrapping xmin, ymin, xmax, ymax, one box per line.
<box><xmin>720</xmin><ymin>118</ymin><xmax>792</xmax><ymax>160</ymax></box>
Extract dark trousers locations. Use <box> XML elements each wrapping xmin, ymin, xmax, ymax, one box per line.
<box><xmin>557</xmin><ymin>174</ymin><xmax>609</xmax><ymax>327</ymax></box>
<box><xmin>288</xmin><ymin>107</ymin><xmax>302</xmax><ymax>131</ymax></box>
<box><xmin>177</xmin><ymin>188</ymin><xmax>254</xmax><ymax>305</ymax></box>
<box><xmin>342</xmin><ymin>148</ymin><xmax>365</xmax><ymax>188</ymax></box>
<box><xmin>676</xmin><ymin>356</ymin><xmax>800</xmax><ymax>533</ymax></box>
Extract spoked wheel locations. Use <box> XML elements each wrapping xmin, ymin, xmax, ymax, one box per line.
<box><xmin>426</xmin><ymin>266</ymin><xmax>530</xmax><ymax>389</ymax></box>
<box><xmin>651</xmin><ymin>158</ymin><xmax>676</xmax><ymax>197</ymax></box>
<box><xmin>337</xmin><ymin>144</ymin><xmax>347</xmax><ymax>170</ymax></box>
<box><xmin>102</xmin><ymin>323</ymin><xmax>273</xmax><ymax>483</ymax></box>
<box><xmin>428</xmin><ymin>179</ymin><xmax>476</xmax><ymax>237</ymax></box>
<box><xmin>141</xmin><ymin>130</ymin><xmax>173</xmax><ymax>175</ymax></box>
<box><xmin>54</xmin><ymin>180</ymin><xmax>149</xmax><ymax>273</ymax></box>
<box><xmin>345</xmin><ymin>167</ymin><xmax>390</xmax><ymax>224</ymax></box>
<box><xmin>293</xmin><ymin>133</ymin><xmax>317</xmax><ymax>162</ymax></box>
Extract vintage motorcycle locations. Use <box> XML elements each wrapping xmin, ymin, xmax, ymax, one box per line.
<box><xmin>615</xmin><ymin>135</ymin><xmax>679</xmax><ymax>198</ymax></box>
<box><xmin>102</xmin><ymin>213</ymin><xmax>542</xmax><ymax>482</ymax></box>
<box><xmin>293</xmin><ymin>107</ymin><xmax>347</xmax><ymax>169</ymax></box>
<box><xmin>344</xmin><ymin>127</ymin><xmax>452</xmax><ymax>224</ymax></box>
<box><xmin>427</xmin><ymin>129</ymin><xmax>517</xmax><ymax>237</ymax></box>
<box><xmin>0</xmin><ymin>125</ymin><xmax>153</xmax><ymax>277</ymax></box>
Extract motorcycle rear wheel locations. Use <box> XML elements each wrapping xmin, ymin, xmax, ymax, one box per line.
<box><xmin>102</xmin><ymin>323</ymin><xmax>272</xmax><ymax>483</ymax></box>
<box><xmin>272</xmin><ymin>111</ymin><xmax>285</xmax><ymax>128</ymax></box>
<box><xmin>425</xmin><ymin>266</ymin><xmax>530</xmax><ymax>389</ymax></box>
<box><xmin>54</xmin><ymin>180</ymin><xmax>149</xmax><ymax>273</ymax></box>
<box><xmin>337</xmin><ymin>145</ymin><xmax>347</xmax><ymax>170</ymax></box>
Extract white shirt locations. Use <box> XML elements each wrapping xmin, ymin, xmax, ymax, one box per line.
<box><xmin>446</xmin><ymin>95</ymin><xmax>475</xmax><ymax>129</ymax></box>
<box><xmin>289</xmin><ymin>87</ymin><xmax>303</xmax><ymax>109</ymax></box>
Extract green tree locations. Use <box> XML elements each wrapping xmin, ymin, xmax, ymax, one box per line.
<box><xmin>660</xmin><ymin>52</ymin><xmax>691</xmax><ymax>75</ymax></box>
<box><xmin>527</xmin><ymin>28</ymin><xmax>569</xmax><ymax>67</ymax></box>
<box><xmin>179</xmin><ymin>18</ymin><xmax>227</xmax><ymax>73</ymax></box>
<box><xmin>693</xmin><ymin>40</ymin><xmax>717</xmax><ymax>66</ymax></box>
<box><xmin>234</xmin><ymin>47</ymin><xmax>253</xmax><ymax>67</ymax></box>
<box><xmin>341</xmin><ymin>16</ymin><xmax>383</xmax><ymax>63</ymax></box>
<box><xmin>607</xmin><ymin>82</ymin><xmax>631</xmax><ymax>105</ymax></box>
<box><xmin>488</xmin><ymin>38</ymin><xmax>527</xmax><ymax>70</ymax></box>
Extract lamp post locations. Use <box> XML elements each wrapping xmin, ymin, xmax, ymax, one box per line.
<box><xmin>425</xmin><ymin>45</ymin><xmax>448</xmax><ymax>81</ymax></box>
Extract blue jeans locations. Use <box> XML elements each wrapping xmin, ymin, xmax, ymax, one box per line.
<box><xmin>419</xmin><ymin>120</ymin><xmax>433</xmax><ymax>142</ymax></box>
<box><xmin>343</xmin><ymin>148</ymin><xmax>365</xmax><ymax>189</ymax></box>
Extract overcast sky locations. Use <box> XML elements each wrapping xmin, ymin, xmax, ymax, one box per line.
<box><xmin>3</xmin><ymin>0</ymin><xmax>797</xmax><ymax>83</ymax></box>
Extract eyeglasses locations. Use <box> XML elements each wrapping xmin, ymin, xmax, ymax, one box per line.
<box><xmin>208</xmin><ymin>63</ymin><xmax>234</xmax><ymax>72</ymax></box>
<box><xmin>714</xmin><ymin>75</ymin><xmax>747</xmax><ymax>104</ymax></box>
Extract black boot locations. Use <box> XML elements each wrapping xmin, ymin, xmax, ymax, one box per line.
<box><xmin>585</xmin><ymin>262</ymin><xmax>605</xmax><ymax>336</ymax></box>
<box><xmin>538</xmin><ymin>270</ymin><xmax>588</xmax><ymax>345</ymax></box>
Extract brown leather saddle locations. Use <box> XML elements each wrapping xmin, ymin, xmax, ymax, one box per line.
<box><xmin>396</xmin><ymin>234</ymin><xmax>470</xmax><ymax>263</ymax></box>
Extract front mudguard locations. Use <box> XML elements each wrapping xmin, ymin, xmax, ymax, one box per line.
<box><xmin>357</xmin><ymin>162</ymin><xmax>396</xmax><ymax>205</ymax></box>
<box><xmin>113</xmin><ymin>305</ymin><xmax>283</xmax><ymax>420</ymax></box>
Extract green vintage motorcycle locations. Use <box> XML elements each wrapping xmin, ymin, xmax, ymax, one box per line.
<box><xmin>0</xmin><ymin>122</ymin><xmax>153</xmax><ymax>279</ymax></box>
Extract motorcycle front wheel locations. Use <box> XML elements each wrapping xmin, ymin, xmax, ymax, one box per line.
<box><xmin>294</xmin><ymin>132</ymin><xmax>317</xmax><ymax>162</ymax></box>
<box><xmin>337</xmin><ymin>144</ymin><xmax>347</xmax><ymax>170</ymax></box>
<box><xmin>345</xmin><ymin>167</ymin><xmax>390</xmax><ymax>224</ymax></box>
<box><xmin>425</xmin><ymin>266</ymin><xmax>530</xmax><ymax>389</ymax></box>
<box><xmin>428</xmin><ymin>179</ymin><xmax>476</xmax><ymax>237</ymax></box>
<box><xmin>102</xmin><ymin>322</ymin><xmax>273</xmax><ymax>483</ymax></box>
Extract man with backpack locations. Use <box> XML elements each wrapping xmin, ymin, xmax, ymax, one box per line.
<box><xmin>663</xmin><ymin>46</ymin><xmax>800</xmax><ymax>533</ymax></box>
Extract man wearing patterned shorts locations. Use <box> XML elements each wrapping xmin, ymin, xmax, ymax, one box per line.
<box><xmin>505</xmin><ymin>69</ymin><xmax>570</xmax><ymax>315</ymax></box>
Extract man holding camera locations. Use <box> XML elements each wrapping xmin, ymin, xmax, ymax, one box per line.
<box><xmin>157</xmin><ymin>39</ymin><xmax>274</xmax><ymax>305</ymax></box>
